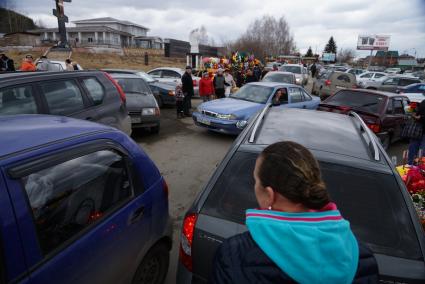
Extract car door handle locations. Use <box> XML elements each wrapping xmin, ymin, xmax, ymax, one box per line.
<box><xmin>85</xmin><ymin>117</ymin><xmax>93</xmax><ymax>121</ymax></box>
<box><xmin>129</xmin><ymin>206</ymin><xmax>145</xmax><ymax>224</ymax></box>
<box><xmin>303</xmin><ymin>105</ymin><xmax>307</xmax><ymax>109</ymax></box>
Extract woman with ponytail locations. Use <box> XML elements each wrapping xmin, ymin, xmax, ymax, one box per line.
<box><xmin>213</xmin><ymin>141</ymin><xmax>378</xmax><ymax>284</ymax></box>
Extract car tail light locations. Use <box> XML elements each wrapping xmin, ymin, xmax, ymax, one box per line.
<box><xmin>155</xmin><ymin>107</ymin><xmax>160</xmax><ymax>116</ymax></box>
<box><xmin>179</xmin><ymin>213</ymin><xmax>198</xmax><ymax>272</ymax></box>
<box><xmin>325</xmin><ymin>80</ymin><xmax>331</xmax><ymax>86</ymax></box>
<box><xmin>352</xmin><ymin>85</ymin><xmax>357</xmax><ymax>89</ymax></box>
<box><xmin>168</xmin><ymin>90</ymin><xmax>175</xmax><ymax>96</ymax></box>
<box><xmin>367</xmin><ymin>123</ymin><xmax>381</xmax><ymax>133</ymax></box>
<box><xmin>399</xmin><ymin>92</ymin><xmax>404</xmax><ymax>95</ymax></box>
<box><xmin>192</xmin><ymin>79</ymin><xmax>197</xmax><ymax>87</ymax></box>
<box><xmin>103</xmin><ymin>72</ymin><xmax>126</xmax><ymax>104</ymax></box>
<box><xmin>162</xmin><ymin>179</ymin><xmax>169</xmax><ymax>197</ymax></box>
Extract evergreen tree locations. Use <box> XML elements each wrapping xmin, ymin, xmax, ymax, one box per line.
<box><xmin>324</xmin><ymin>36</ymin><xmax>337</xmax><ymax>54</ymax></box>
<box><xmin>305</xmin><ymin>46</ymin><xmax>313</xmax><ymax>57</ymax></box>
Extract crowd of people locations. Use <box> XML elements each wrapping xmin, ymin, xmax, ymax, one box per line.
<box><xmin>0</xmin><ymin>52</ymin><xmax>78</xmax><ymax>73</ymax></box>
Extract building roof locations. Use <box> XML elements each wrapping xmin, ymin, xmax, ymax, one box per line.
<box><xmin>0</xmin><ymin>115</ymin><xmax>114</xmax><ymax>159</ymax></box>
<box><xmin>29</xmin><ymin>26</ymin><xmax>132</xmax><ymax>36</ymax></box>
<box><xmin>375</xmin><ymin>50</ymin><xmax>399</xmax><ymax>57</ymax></box>
<box><xmin>73</xmin><ymin>17</ymin><xmax>149</xmax><ymax>31</ymax></box>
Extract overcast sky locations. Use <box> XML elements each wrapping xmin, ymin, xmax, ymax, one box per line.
<box><xmin>4</xmin><ymin>0</ymin><xmax>425</xmax><ymax>58</ymax></box>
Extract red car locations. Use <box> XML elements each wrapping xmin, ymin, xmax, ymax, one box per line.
<box><xmin>318</xmin><ymin>89</ymin><xmax>410</xmax><ymax>149</ymax></box>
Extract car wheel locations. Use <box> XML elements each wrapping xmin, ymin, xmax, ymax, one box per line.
<box><xmin>132</xmin><ymin>243</ymin><xmax>169</xmax><ymax>284</ymax></box>
<box><xmin>151</xmin><ymin>124</ymin><xmax>160</xmax><ymax>134</ymax></box>
<box><xmin>156</xmin><ymin>96</ymin><xmax>163</xmax><ymax>108</ymax></box>
<box><xmin>380</xmin><ymin>134</ymin><xmax>390</xmax><ymax>151</ymax></box>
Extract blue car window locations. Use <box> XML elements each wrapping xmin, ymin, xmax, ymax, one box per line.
<box><xmin>0</xmin><ymin>85</ymin><xmax>37</xmax><ymax>115</ymax></box>
<box><xmin>289</xmin><ymin>87</ymin><xmax>303</xmax><ymax>103</ymax></box>
<box><xmin>21</xmin><ymin>150</ymin><xmax>133</xmax><ymax>255</ymax></box>
<box><xmin>230</xmin><ymin>85</ymin><xmax>273</xmax><ymax>104</ymax></box>
<box><xmin>419</xmin><ymin>85</ymin><xmax>425</xmax><ymax>91</ymax></box>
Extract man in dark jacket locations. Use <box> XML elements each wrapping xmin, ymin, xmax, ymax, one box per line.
<box><xmin>0</xmin><ymin>53</ymin><xmax>15</xmax><ymax>72</ymax></box>
<box><xmin>253</xmin><ymin>64</ymin><xmax>262</xmax><ymax>81</ymax></box>
<box><xmin>311</xmin><ymin>62</ymin><xmax>317</xmax><ymax>78</ymax></box>
<box><xmin>213</xmin><ymin>69</ymin><xmax>228</xmax><ymax>99</ymax></box>
<box><xmin>213</xmin><ymin>232</ymin><xmax>378</xmax><ymax>284</ymax></box>
<box><xmin>181</xmin><ymin>66</ymin><xmax>194</xmax><ymax>116</ymax></box>
<box><xmin>245</xmin><ymin>69</ymin><xmax>257</xmax><ymax>84</ymax></box>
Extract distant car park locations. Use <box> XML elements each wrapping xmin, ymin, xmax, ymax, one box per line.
<box><xmin>278</xmin><ymin>64</ymin><xmax>308</xmax><ymax>86</ymax></box>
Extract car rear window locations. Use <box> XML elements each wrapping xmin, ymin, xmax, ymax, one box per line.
<box><xmin>201</xmin><ymin>151</ymin><xmax>421</xmax><ymax>260</ymax></box>
<box><xmin>325</xmin><ymin>90</ymin><xmax>385</xmax><ymax>114</ymax></box>
<box><xmin>263</xmin><ymin>73</ymin><xmax>294</xmax><ymax>84</ymax></box>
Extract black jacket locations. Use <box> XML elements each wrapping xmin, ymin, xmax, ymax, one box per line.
<box><xmin>245</xmin><ymin>75</ymin><xmax>258</xmax><ymax>84</ymax></box>
<box><xmin>182</xmin><ymin>72</ymin><xmax>194</xmax><ymax>95</ymax></box>
<box><xmin>212</xmin><ymin>232</ymin><xmax>378</xmax><ymax>284</ymax></box>
<box><xmin>0</xmin><ymin>57</ymin><xmax>15</xmax><ymax>72</ymax></box>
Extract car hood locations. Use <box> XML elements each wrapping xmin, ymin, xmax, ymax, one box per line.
<box><xmin>126</xmin><ymin>92</ymin><xmax>157</xmax><ymax>111</ymax></box>
<box><xmin>199</xmin><ymin>98</ymin><xmax>263</xmax><ymax>119</ymax></box>
<box><xmin>149</xmin><ymin>81</ymin><xmax>175</xmax><ymax>90</ymax></box>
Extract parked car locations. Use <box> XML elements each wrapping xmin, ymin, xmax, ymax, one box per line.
<box><xmin>412</xmin><ymin>71</ymin><xmax>425</xmax><ymax>80</ymax></box>
<box><xmin>177</xmin><ymin>107</ymin><xmax>425</xmax><ymax>284</ymax></box>
<box><xmin>264</xmin><ymin>61</ymin><xmax>282</xmax><ymax>71</ymax></box>
<box><xmin>314</xmin><ymin>71</ymin><xmax>356</xmax><ymax>101</ymax></box>
<box><xmin>397</xmin><ymin>83</ymin><xmax>425</xmax><ymax>94</ymax></box>
<box><xmin>279</xmin><ymin>64</ymin><xmax>308</xmax><ymax>86</ymax></box>
<box><xmin>377</xmin><ymin>76</ymin><xmax>422</xmax><ymax>93</ymax></box>
<box><xmin>0</xmin><ymin>114</ymin><xmax>172</xmax><ymax>284</ymax></box>
<box><xmin>346</xmin><ymin>68</ymin><xmax>366</xmax><ymax>76</ymax></box>
<box><xmin>385</xmin><ymin>67</ymin><xmax>402</xmax><ymax>74</ymax></box>
<box><xmin>311</xmin><ymin>69</ymin><xmax>331</xmax><ymax>95</ymax></box>
<box><xmin>111</xmin><ymin>73</ymin><xmax>160</xmax><ymax>133</ymax></box>
<box><xmin>261</xmin><ymin>71</ymin><xmax>296</xmax><ymax>84</ymax></box>
<box><xmin>0</xmin><ymin>71</ymin><xmax>131</xmax><ymax>135</ymax></box>
<box><xmin>147</xmin><ymin>67</ymin><xmax>200</xmax><ymax>97</ymax></box>
<box><xmin>192</xmin><ymin>82</ymin><xmax>320</xmax><ymax>135</ymax></box>
<box><xmin>103</xmin><ymin>69</ymin><xmax>177</xmax><ymax>107</ymax></box>
<box><xmin>35</xmin><ymin>60</ymin><xmax>83</xmax><ymax>71</ymax></box>
<box><xmin>318</xmin><ymin>89</ymin><xmax>409</xmax><ymax>149</ymax></box>
<box><xmin>357</xmin><ymin>72</ymin><xmax>388</xmax><ymax>89</ymax></box>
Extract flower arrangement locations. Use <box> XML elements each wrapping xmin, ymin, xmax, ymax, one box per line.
<box><xmin>396</xmin><ymin>162</ymin><xmax>425</xmax><ymax>229</ymax></box>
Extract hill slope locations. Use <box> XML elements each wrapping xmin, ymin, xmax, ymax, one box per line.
<box><xmin>0</xmin><ymin>8</ymin><xmax>37</xmax><ymax>33</ymax></box>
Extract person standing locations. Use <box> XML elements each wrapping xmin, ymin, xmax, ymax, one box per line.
<box><xmin>213</xmin><ymin>141</ymin><xmax>378</xmax><ymax>284</ymax></box>
<box><xmin>0</xmin><ymin>53</ymin><xmax>15</xmax><ymax>72</ymax></box>
<box><xmin>20</xmin><ymin>54</ymin><xmax>36</xmax><ymax>71</ymax></box>
<box><xmin>253</xmin><ymin>64</ymin><xmax>262</xmax><ymax>81</ymax></box>
<box><xmin>407</xmin><ymin>100</ymin><xmax>425</xmax><ymax>164</ymax></box>
<box><xmin>244</xmin><ymin>69</ymin><xmax>257</xmax><ymax>84</ymax></box>
<box><xmin>175</xmin><ymin>84</ymin><xmax>185</xmax><ymax>119</ymax></box>
<box><xmin>36</xmin><ymin>56</ymin><xmax>54</xmax><ymax>71</ymax></box>
<box><xmin>181</xmin><ymin>66</ymin><xmax>194</xmax><ymax>116</ymax></box>
<box><xmin>235</xmin><ymin>70</ymin><xmax>244</xmax><ymax>88</ymax></box>
<box><xmin>199</xmin><ymin>72</ymin><xmax>214</xmax><ymax>102</ymax></box>
<box><xmin>213</xmin><ymin>69</ymin><xmax>228</xmax><ymax>99</ymax></box>
<box><xmin>311</xmin><ymin>61</ymin><xmax>317</xmax><ymax>78</ymax></box>
<box><xmin>224</xmin><ymin>69</ymin><xmax>236</xmax><ymax>97</ymax></box>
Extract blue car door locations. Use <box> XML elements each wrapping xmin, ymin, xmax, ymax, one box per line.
<box><xmin>287</xmin><ymin>87</ymin><xmax>307</xmax><ymax>109</ymax></box>
<box><xmin>5</xmin><ymin>141</ymin><xmax>153</xmax><ymax>284</ymax></box>
<box><xmin>300</xmin><ymin>88</ymin><xmax>319</xmax><ymax>109</ymax></box>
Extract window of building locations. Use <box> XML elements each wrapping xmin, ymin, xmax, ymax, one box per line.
<box><xmin>88</xmin><ymin>37</ymin><xmax>93</xmax><ymax>43</ymax></box>
<box><xmin>22</xmin><ymin>150</ymin><xmax>132</xmax><ymax>255</ymax></box>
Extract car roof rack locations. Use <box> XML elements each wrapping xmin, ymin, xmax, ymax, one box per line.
<box><xmin>349</xmin><ymin>111</ymin><xmax>380</xmax><ymax>161</ymax></box>
<box><xmin>248</xmin><ymin>103</ymin><xmax>272</xmax><ymax>143</ymax></box>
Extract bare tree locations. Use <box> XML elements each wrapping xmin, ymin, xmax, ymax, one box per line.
<box><xmin>337</xmin><ymin>48</ymin><xmax>356</xmax><ymax>63</ymax></box>
<box><xmin>229</xmin><ymin>15</ymin><xmax>295</xmax><ymax>60</ymax></box>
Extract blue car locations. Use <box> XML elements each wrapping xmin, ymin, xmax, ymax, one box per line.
<box><xmin>0</xmin><ymin>115</ymin><xmax>172</xmax><ymax>284</ymax></box>
<box><xmin>193</xmin><ymin>82</ymin><xmax>320</xmax><ymax>135</ymax></box>
<box><xmin>396</xmin><ymin>83</ymin><xmax>425</xmax><ymax>94</ymax></box>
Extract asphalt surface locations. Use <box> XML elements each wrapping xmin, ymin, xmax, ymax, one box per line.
<box><xmin>131</xmin><ymin>81</ymin><xmax>409</xmax><ymax>284</ymax></box>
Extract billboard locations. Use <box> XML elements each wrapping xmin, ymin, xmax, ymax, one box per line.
<box><xmin>357</xmin><ymin>35</ymin><xmax>390</xmax><ymax>51</ymax></box>
<box><xmin>322</xmin><ymin>53</ymin><xmax>336</xmax><ymax>62</ymax></box>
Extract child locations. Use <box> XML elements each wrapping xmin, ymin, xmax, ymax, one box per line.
<box><xmin>175</xmin><ymin>84</ymin><xmax>185</xmax><ymax>118</ymax></box>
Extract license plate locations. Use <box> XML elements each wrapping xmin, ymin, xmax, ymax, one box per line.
<box><xmin>199</xmin><ymin>118</ymin><xmax>211</xmax><ymax>125</ymax></box>
<box><xmin>131</xmin><ymin>116</ymin><xmax>141</xmax><ymax>123</ymax></box>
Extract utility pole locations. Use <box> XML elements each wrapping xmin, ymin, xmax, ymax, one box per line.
<box><xmin>53</xmin><ymin>0</ymin><xmax>71</xmax><ymax>49</ymax></box>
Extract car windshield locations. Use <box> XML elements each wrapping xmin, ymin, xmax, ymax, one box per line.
<box><xmin>230</xmin><ymin>84</ymin><xmax>273</xmax><ymax>104</ymax></box>
<box><xmin>280</xmin><ymin>65</ymin><xmax>301</xmax><ymax>74</ymax></box>
<box><xmin>262</xmin><ymin>73</ymin><xmax>294</xmax><ymax>84</ymax></box>
<box><xmin>137</xmin><ymin>72</ymin><xmax>156</xmax><ymax>83</ymax></box>
<box><xmin>115</xmin><ymin>78</ymin><xmax>151</xmax><ymax>94</ymax></box>
<box><xmin>325</xmin><ymin>90</ymin><xmax>385</xmax><ymax>114</ymax></box>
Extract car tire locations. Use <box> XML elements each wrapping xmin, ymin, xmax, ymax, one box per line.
<box><xmin>151</xmin><ymin>124</ymin><xmax>160</xmax><ymax>134</ymax></box>
<box><xmin>132</xmin><ymin>243</ymin><xmax>169</xmax><ymax>284</ymax></box>
<box><xmin>156</xmin><ymin>96</ymin><xmax>163</xmax><ymax>108</ymax></box>
<box><xmin>380</xmin><ymin>134</ymin><xmax>390</xmax><ymax>151</ymax></box>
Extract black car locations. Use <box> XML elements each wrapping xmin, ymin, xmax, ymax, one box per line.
<box><xmin>102</xmin><ymin>69</ymin><xmax>177</xmax><ymax>107</ymax></box>
<box><xmin>0</xmin><ymin>71</ymin><xmax>131</xmax><ymax>135</ymax></box>
<box><xmin>177</xmin><ymin>107</ymin><xmax>425</xmax><ymax>283</ymax></box>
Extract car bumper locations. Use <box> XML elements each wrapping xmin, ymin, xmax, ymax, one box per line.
<box><xmin>120</xmin><ymin>115</ymin><xmax>132</xmax><ymax>136</ymax></box>
<box><xmin>192</xmin><ymin>112</ymin><xmax>243</xmax><ymax>135</ymax></box>
<box><xmin>129</xmin><ymin>112</ymin><xmax>160</xmax><ymax>129</ymax></box>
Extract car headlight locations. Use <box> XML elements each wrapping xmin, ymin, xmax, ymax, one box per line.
<box><xmin>236</xmin><ymin>120</ymin><xmax>248</xmax><ymax>129</ymax></box>
<box><xmin>216</xmin><ymin>113</ymin><xmax>237</xmax><ymax>120</ymax></box>
<box><xmin>197</xmin><ymin>106</ymin><xmax>203</xmax><ymax>113</ymax></box>
<box><xmin>142</xmin><ymin>108</ymin><xmax>156</xmax><ymax>116</ymax></box>
<box><xmin>296</xmin><ymin>78</ymin><xmax>301</xmax><ymax>83</ymax></box>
